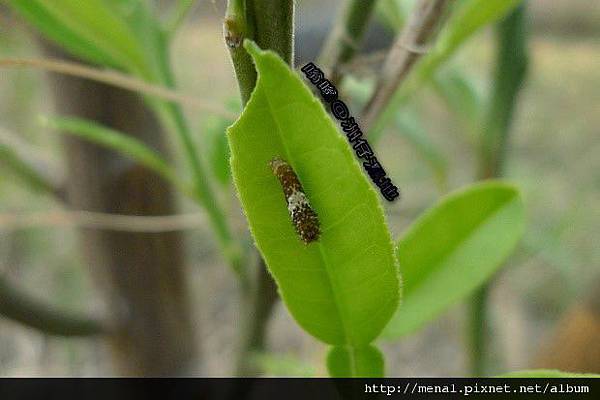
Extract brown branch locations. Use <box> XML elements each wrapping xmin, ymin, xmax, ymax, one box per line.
<box><xmin>0</xmin><ymin>58</ymin><xmax>238</xmax><ymax>120</ymax></box>
<box><xmin>0</xmin><ymin>274</ymin><xmax>107</xmax><ymax>337</ymax></box>
<box><xmin>361</xmin><ymin>0</ymin><xmax>450</xmax><ymax>133</ymax></box>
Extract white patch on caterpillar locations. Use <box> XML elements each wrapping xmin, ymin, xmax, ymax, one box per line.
<box><xmin>270</xmin><ymin>157</ymin><xmax>321</xmax><ymax>244</ymax></box>
<box><xmin>287</xmin><ymin>191</ymin><xmax>309</xmax><ymax>215</ymax></box>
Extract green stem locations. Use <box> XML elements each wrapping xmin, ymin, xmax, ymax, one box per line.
<box><xmin>224</xmin><ymin>0</ymin><xmax>257</xmax><ymax>105</ymax></box>
<box><xmin>249</xmin><ymin>0</ymin><xmax>294</xmax><ymax>66</ymax></box>
<box><xmin>156</xmin><ymin>100</ymin><xmax>242</xmax><ymax>274</ymax></box>
<box><xmin>148</xmin><ymin>34</ymin><xmax>243</xmax><ymax>274</ymax></box>
<box><xmin>478</xmin><ymin>4</ymin><xmax>529</xmax><ymax>180</ymax></box>
<box><xmin>224</xmin><ymin>0</ymin><xmax>294</xmax><ymax>376</ymax></box>
<box><xmin>469</xmin><ymin>282</ymin><xmax>490</xmax><ymax>376</ymax></box>
<box><xmin>469</xmin><ymin>3</ymin><xmax>528</xmax><ymax>376</ymax></box>
<box><xmin>318</xmin><ymin>0</ymin><xmax>379</xmax><ymax>85</ymax></box>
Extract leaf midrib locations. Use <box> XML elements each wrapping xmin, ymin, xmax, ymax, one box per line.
<box><xmin>257</xmin><ymin>63</ymin><xmax>355</xmax><ymax>350</ymax></box>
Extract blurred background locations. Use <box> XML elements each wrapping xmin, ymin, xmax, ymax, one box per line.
<box><xmin>0</xmin><ymin>0</ymin><xmax>598</xmax><ymax>376</ymax></box>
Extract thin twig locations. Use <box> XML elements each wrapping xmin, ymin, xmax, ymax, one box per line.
<box><xmin>469</xmin><ymin>3</ymin><xmax>529</xmax><ymax>377</ymax></box>
<box><xmin>0</xmin><ymin>210</ymin><xmax>205</xmax><ymax>233</ymax></box>
<box><xmin>318</xmin><ymin>0</ymin><xmax>379</xmax><ymax>85</ymax></box>
<box><xmin>0</xmin><ymin>58</ymin><xmax>238</xmax><ymax>120</ymax></box>
<box><xmin>336</xmin><ymin>50</ymin><xmax>387</xmax><ymax>76</ymax></box>
<box><xmin>0</xmin><ymin>275</ymin><xmax>107</xmax><ymax>337</ymax></box>
<box><xmin>361</xmin><ymin>0</ymin><xmax>450</xmax><ymax>133</ymax></box>
<box><xmin>0</xmin><ymin>126</ymin><xmax>64</xmax><ymax>198</ymax></box>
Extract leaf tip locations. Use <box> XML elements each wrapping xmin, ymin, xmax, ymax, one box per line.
<box><xmin>242</xmin><ymin>39</ymin><xmax>261</xmax><ymax>56</ymax></box>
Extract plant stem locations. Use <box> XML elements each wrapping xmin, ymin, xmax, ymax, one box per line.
<box><xmin>224</xmin><ymin>0</ymin><xmax>294</xmax><ymax>376</ymax></box>
<box><xmin>478</xmin><ymin>2</ymin><xmax>529</xmax><ymax>180</ymax></box>
<box><xmin>318</xmin><ymin>0</ymin><xmax>378</xmax><ymax>86</ymax></box>
<box><xmin>362</xmin><ymin>0</ymin><xmax>450</xmax><ymax>133</ymax></box>
<box><xmin>468</xmin><ymin>282</ymin><xmax>490</xmax><ymax>376</ymax></box>
<box><xmin>0</xmin><ymin>275</ymin><xmax>106</xmax><ymax>337</ymax></box>
<box><xmin>151</xmin><ymin>38</ymin><xmax>243</xmax><ymax>274</ymax></box>
<box><xmin>224</xmin><ymin>0</ymin><xmax>257</xmax><ymax>105</ymax></box>
<box><xmin>249</xmin><ymin>0</ymin><xmax>294</xmax><ymax>66</ymax></box>
<box><xmin>0</xmin><ymin>58</ymin><xmax>236</xmax><ymax>118</ymax></box>
<box><xmin>236</xmin><ymin>257</ymin><xmax>279</xmax><ymax>376</ymax></box>
<box><xmin>469</xmin><ymin>3</ymin><xmax>529</xmax><ymax>376</ymax></box>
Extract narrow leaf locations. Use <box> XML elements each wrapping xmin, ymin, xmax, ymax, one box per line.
<box><xmin>10</xmin><ymin>0</ymin><xmax>147</xmax><ymax>73</ymax></box>
<box><xmin>41</xmin><ymin>116</ymin><xmax>189</xmax><ymax>195</ymax></box>
<box><xmin>327</xmin><ymin>345</ymin><xmax>384</xmax><ymax>377</ymax></box>
<box><xmin>227</xmin><ymin>41</ymin><xmax>400</xmax><ymax>351</ymax></box>
<box><xmin>383</xmin><ymin>181</ymin><xmax>524</xmax><ymax>338</ymax></box>
<box><xmin>8</xmin><ymin>0</ymin><xmax>117</xmax><ymax>67</ymax></box>
<box><xmin>434</xmin><ymin>0</ymin><xmax>523</xmax><ymax>63</ymax></box>
<box><xmin>203</xmin><ymin>115</ymin><xmax>232</xmax><ymax>186</ymax></box>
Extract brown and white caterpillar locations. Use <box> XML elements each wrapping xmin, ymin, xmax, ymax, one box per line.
<box><xmin>270</xmin><ymin>157</ymin><xmax>321</xmax><ymax>244</ymax></box>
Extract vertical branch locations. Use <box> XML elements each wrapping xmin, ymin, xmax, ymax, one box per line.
<box><xmin>235</xmin><ymin>256</ymin><xmax>279</xmax><ymax>376</ymax></box>
<box><xmin>224</xmin><ymin>0</ymin><xmax>294</xmax><ymax>376</ymax></box>
<box><xmin>318</xmin><ymin>0</ymin><xmax>379</xmax><ymax>85</ymax></box>
<box><xmin>0</xmin><ymin>126</ymin><xmax>64</xmax><ymax>199</ymax></box>
<box><xmin>361</xmin><ymin>0</ymin><xmax>450</xmax><ymax>133</ymax></box>
<box><xmin>224</xmin><ymin>0</ymin><xmax>257</xmax><ymax>105</ymax></box>
<box><xmin>469</xmin><ymin>3</ymin><xmax>529</xmax><ymax>376</ymax></box>
<box><xmin>249</xmin><ymin>0</ymin><xmax>294</xmax><ymax>66</ymax></box>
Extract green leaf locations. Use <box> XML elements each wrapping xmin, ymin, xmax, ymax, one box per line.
<box><xmin>418</xmin><ymin>0</ymin><xmax>522</xmax><ymax>80</ymax></box>
<box><xmin>227</xmin><ymin>41</ymin><xmax>400</xmax><ymax>358</ymax></box>
<box><xmin>500</xmin><ymin>370</ymin><xmax>600</xmax><ymax>378</ymax></box>
<box><xmin>434</xmin><ymin>0</ymin><xmax>522</xmax><ymax>63</ymax></box>
<box><xmin>106</xmin><ymin>0</ymin><xmax>169</xmax><ymax>83</ymax></box>
<box><xmin>8</xmin><ymin>0</ymin><xmax>118</xmax><ymax>67</ymax></box>
<box><xmin>41</xmin><ymin>115</ymin><xmax>190</xmax><ymax>195</ymax></box>
<box><xmin>203</xmin><ymin>115</ymin><xmax>232</xmax><ymax>186</ymax></box>
<box><xmin>383</xmin><ymin>181</ymin><xmax>524</xmax><ymax>338</ymax></box>
<box><xmin>327</xmin><ymin>345</ymin><xmax>384</xmax><ymax>377</ymax></box>
<box><xmin>376</xmin><ymin>0</ymin><xmax>414</xmax><ymax>32</ymax></box>
<box><xmin>253</xmin><ymin>353</ymin><xmax>316</xmax><ymax>377</ymax></box>
<box><xmin>9</xmin><ymin>0</ymin><xmax>148</xmax><ymax>74</ymax></box>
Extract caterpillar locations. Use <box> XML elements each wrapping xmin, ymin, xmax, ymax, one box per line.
<box><xmin>270</xmin><ymin>157</ymin><xmax>321</xmax><ymax>244</ymax></box>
